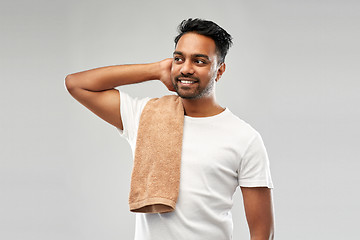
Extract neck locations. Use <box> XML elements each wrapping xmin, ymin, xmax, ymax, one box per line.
<box><xmin>180</xmin><ymin>94</ymin><xmax>224</xmax><ymax>117</ymax></box>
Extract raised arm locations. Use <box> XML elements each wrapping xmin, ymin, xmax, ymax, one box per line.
<box><xmin>65</xmin><ymin>59</ymin><xmax>174</xmax><ymax>129</ymax></box>
<box><xmin>241</xmin><ymin>187</ymin><xmax>275</xmax><ymax>240</ymax></box>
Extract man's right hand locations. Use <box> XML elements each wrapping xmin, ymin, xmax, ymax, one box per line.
<box><xmin>65</xmin><ymin>58</ymin><xmax>177</xmax><ymax>130</ymax></box>
<box><xmin>159</xmin><ymin>58</ymin><xmax>176</xmax><ymax>92</ymax></box>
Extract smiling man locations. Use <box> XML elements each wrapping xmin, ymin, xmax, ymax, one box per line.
<box><xmin>65</xmin><ymin>18</ymin><xmax>274</xmax><ymax>240</ymax></box>
<box><xmin>172</xmin><ymin>33</ymin><xmax>222</xmax><ymax>100</ymax></box>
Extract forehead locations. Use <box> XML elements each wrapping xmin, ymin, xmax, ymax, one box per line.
<box><xmin>175</xmin><ymin>32</ymin><xmax>217</xmax><ymax>58</ymax></box>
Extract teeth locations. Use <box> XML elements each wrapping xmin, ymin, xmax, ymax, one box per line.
<box><xmin>180</xmin><ymin>80</ymin><xmax>194</xmax><ymax>84</ymax></box>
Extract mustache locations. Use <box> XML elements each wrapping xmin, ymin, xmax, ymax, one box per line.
<box><xmin>175</xmin><ymin>74</ymin><xmax>200</xmax><ymax>82</ymax></box>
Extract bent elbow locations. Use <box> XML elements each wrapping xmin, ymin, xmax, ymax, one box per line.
<box><xmin>65</xmin><ymin>74</ymin><xmax>77</xmax><ymax>93</ymax></box>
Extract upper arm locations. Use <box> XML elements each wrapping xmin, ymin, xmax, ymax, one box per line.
<box><xmin>65</xmin><ymin>75</ymin><xmax>123</xmax><ymax>129</ymax></box>
<box><xmin>241</xmin><ymin>187</ymin><xmax>275</xmax><ymax>240</ymax></box>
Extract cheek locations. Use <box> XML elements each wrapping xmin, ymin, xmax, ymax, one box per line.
<box><xmin>170</xmin><ymin>65</ymin><xmax>178</xmax><ymax>77</ymax></box>
<box><xmin>202</xmin><ymin>68</ymin><xmax>217</xmax><ymax>79</ymax></box>
<box><xmin>210</xmin><ymin>65</ymin><xmax>220</xmax><ymax>78</ymax></box>
<box><xmin>170</xmin><ymin>68</ymin><xmax>175</xmax><ymax>79</ymax></box>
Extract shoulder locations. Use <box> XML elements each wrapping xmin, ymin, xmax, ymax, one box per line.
<box><xmin>224</xmin><ymin>109</ymin><xmax>260</xmax><ymax>140</ymax></box>
<box><xmin>119</xmin><ymin>90</ymin><xmax>152</xmax><ymax>113</ymax></box>
<box><xmin>119</xmin><ymin>90</ymin><xmax>151</xmax><ymax>104</ymax></box>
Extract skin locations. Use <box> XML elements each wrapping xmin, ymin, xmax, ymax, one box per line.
<box><xmin>241</xmin><ymin>187</ymin><xmax>275</xmax><ymax>240</ymax></box>
<box><xmin>65</xmin><ymin>32</ymin><xmax>274</xmax><ymax>240</ymax></box>
<box><xmin>169</xmin><ymin>32</ymin><xmax>226</xmax><ymax>117</ymax></box>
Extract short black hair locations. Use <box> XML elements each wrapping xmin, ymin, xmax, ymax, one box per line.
<box><xmin>174</xmin><ymin>18</ymin><xmax>233</xmax><ymax>63</ymax></box>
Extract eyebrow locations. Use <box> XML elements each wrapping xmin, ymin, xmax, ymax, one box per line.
<box><xmin>173</xmin><ymin>51</ymin><xmax>210</xmax><ymax>61</ymax></box>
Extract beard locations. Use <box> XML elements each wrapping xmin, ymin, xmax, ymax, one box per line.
<box><xmin>172</xmin><ymin>74</ymin><xmax>215</xmax><ymax>99</ymax></box>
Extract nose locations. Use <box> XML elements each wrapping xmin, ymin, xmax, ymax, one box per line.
<box><xmin>180</xmin><ymin>60</ymin><xmax>195</xmax><ymax>76</ymax></box>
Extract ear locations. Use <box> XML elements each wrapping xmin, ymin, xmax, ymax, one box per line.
<box><xmin>215</xmin><ymin>63</ymin><xmax>226</xmax><ymax>82</ymax></box>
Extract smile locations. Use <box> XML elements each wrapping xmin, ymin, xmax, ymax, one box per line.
<box><xmin>177</xmin><ymin>78</ymin><xmax>199</xmax><ymax>85</ymax></box>
<box><xmin>180</xmin><ymin>80</ymin><xmax>196</xmax><ymax>84</ymax></box>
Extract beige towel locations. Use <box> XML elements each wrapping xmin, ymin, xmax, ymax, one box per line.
<box><xmin>129</xmin><ymin>95</ymin><xmax>184</xmax><ymax>213</ymax></box>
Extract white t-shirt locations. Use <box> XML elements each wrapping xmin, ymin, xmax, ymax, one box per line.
<box><xmin>117</xmin><ymin>91</ymin><xmax>273</xmax><ymax>240</ymax></box>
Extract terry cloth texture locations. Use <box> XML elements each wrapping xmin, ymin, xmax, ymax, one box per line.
<box><xmin>129</xmin><ymin>95</ymin><xmax>184</xmax><ymax>213</ymax></box>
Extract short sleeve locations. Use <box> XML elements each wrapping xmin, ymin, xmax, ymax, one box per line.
<box><xmin>116</xmin><ymin>90</ymin><xmax>151</xmax><ymax>143</ymax></box>
<box><xmin>238</xmin><ymin>132</ymin><xmax>274</xmax><ymax>188</ymax></box>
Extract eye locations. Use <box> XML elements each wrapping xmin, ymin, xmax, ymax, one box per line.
<box><xmin>174</xmin><ymin>56</ymin><xmax>184</xmax><ymax>63</ymax></box>
<box><xmin>194</xmin><ymin>59</ymin><xmax>206</xmax><ymax>64</ymax></box>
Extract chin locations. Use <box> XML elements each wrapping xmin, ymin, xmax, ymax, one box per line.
<box><xmin>176</xmin><ymin>91</ymin><xmax>202</xmax><ymax>99</ymax></box>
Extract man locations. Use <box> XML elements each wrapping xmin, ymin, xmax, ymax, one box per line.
<box><xmin>65</xmin><ymin>18</ymin><xmax>274</xmax><ymax>240</ymax></box>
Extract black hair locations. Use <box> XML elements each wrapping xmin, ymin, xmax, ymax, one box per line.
<box><xmin>174</xmin><ymin>18</ymin><xmax>233</xmax><ymax>63</ymax></box>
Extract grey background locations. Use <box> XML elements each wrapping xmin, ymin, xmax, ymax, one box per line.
<box><xmin>1</xmin><ymin>0</ymin><xmax>359</xmax><ymax>239</ymax></box>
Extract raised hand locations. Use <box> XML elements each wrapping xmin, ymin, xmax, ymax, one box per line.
<box><xmin>158</xmin><ymin>58</ymin><xmax>176</xmax><ymax>92</ymax></box>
